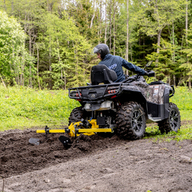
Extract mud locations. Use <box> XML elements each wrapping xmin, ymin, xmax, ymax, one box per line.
<box><xmin>0</xmin><ymin>126</ymin><xmax>192</xmax><ymax>192</ymax></box>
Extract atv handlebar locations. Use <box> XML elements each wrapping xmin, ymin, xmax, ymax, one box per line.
<box><xmin>124</xmin><ymin>70</ymin><xmax>155</xmax><ymax>83</ymax></box>
<box><xmin>145</xmin><ymin>71</ymin><xmax>155</xmax><ymax>77</ymax></box>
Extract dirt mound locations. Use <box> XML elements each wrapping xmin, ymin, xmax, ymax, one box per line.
<box><xmin>0</xmin><ymin>129</ymin><xmax>122</xmax><ymax>178</ymax></box>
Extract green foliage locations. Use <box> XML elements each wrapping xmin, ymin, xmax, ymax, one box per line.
<box><xmin>38</xmin><ymin>11</ymin><xmax>92</xmax><ymax>89</ymax></box>
<box><xmin>0</xmin><ymin>11</ymin><xmax>35</xmax><ymax>85</ymax></box>
<box><xmin>0</xmin><ymin>0</ymin><xmax>192</xmax><ymax>88</ymax></box>
<box><xmin>146</xmin><ymin>39</ymin><xmax>181</xmax><ymax>81</ymax></box>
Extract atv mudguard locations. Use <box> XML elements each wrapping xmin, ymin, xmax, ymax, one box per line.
<box><xmin>120</xmin><ymin>82</ymin><xmax>173</xmax><ymax>122</ymax></box>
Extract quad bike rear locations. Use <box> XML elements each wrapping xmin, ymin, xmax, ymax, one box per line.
<box><xmin>68</xmin><ymin>62</ymin><xmax>180</xmax><ymax>139</ymax></box>
<box><xmin>34</xmin><ymin>62</ymin><xmax>181</xmax><ymax>147</ymax></box>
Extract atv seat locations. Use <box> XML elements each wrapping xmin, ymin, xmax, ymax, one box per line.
<box><xmin>91</xmin><ymin>64</ymin><xmax>117</xmax><ymax>85</ymax></box>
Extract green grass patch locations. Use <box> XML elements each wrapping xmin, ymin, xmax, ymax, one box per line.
<box><xmin>0</xmin><ymin>85</ymin><xmax>80</xmax><ymax>130</ymax></box>
<box><xmin>145</xmin><ymin>122</ymin><xmax>192</xmax><ymax>142</ymax></box>
<box><xmin>180</xmin><ymin>110</ymin><xmax>192</xmax><ymax>120</ymax></box>
<box><xmin>170</xmin><ymin>86</ymin><xmax>192</xmax><ymax>111</ymax></box>
<box><xmin>145</xmin><ymin>113</ymin><xmax>192</xmax><ymax>142</ymax></box>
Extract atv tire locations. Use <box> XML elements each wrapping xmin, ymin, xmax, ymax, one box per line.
<box><xmin>116</xmin><ymin>101</ymin><xmax>146</xmax><ymax>140</ymax></box>
<box><xmin>158</xmin><ymin>102</ymin><xmax>181</xmax><ymax>134</ymax></box>
<box><xmin>68</xmin><ymin>107</ymin><xmax>84</xmax><ymax>126</ymax></box>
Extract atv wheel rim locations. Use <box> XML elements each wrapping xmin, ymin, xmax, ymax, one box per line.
<box><xmin>132</xmin><ymin>110</ymin><xmax>143</xmax><ymax>133</ymax></box>
<box><xmin>170</xmin><ymin>109</ymin><xmax>179</xmax><ymax>131</ymax></box>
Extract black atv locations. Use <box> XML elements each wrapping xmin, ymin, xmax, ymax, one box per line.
<box><xmin>68</xmin><ymin>62</ymin><xmax>181</xmax><ymax>140</ymax></box>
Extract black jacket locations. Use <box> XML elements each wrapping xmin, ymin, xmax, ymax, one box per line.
<box><xmin>99</xmin><ymin>54</ymin><xmax>146</xmax><ymax>82</ymax></box>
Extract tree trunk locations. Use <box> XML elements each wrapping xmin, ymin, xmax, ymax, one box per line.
<box><xmin>186</xmin><ymin>0</ymin><xmax>190</xmax><ymax>89</ymax></box>
<box><xmin>29</xmin><ymin>31</ymin><xmax>32</xmax><ymax>87</ymax></box>
<box><xmin>90</xmin><ymin>0</ymin><xmax>96</xmax><ymax>28</ymax></box>
<box><xmin>4</xmin><ymin>0</ymin><xmax>6</xmax><ymax>11</ymax></box>
<box><xmin>186</xmin><ymin>0</ymin><xmax>188</xmax><ymax>43</ymax></box>
<box><xmin>99</xmin><ymin>0</ymin><xmax>102</xmax><ymax>41</ymax></box>
<box><xmin>125</xmin><ymin>0</ymin><xmax>129</xmax><ymax>76</ymax></box>
<box><xmin>64</xmin><ymin>71</ymin><xmax>66</xmax><ymax>90</ymax></box>
<box><xmin>104</xmin><ymin>1</ymin><xmax>107</xmax><ymax>44</ymax></box>
<box><xmin>173</xmin><ymin>75</ymin><xmax>176</xmax><ymax>87</ymax></box>
<box><xmin>11</xmin><ymin>0</ymin><xmax>14</xmax><ymax>13</ymax></box>
<box><xmin>109</xmin><ymin>0</ymin><xmax>112</xmax><ymax>50</ymax></box>
<box><xmin>189</xmin><ymin>76</ymin><xmax>191</xmax><ymax>90</ymax></box>
<box><xmin>36</xmin><ymin>45</ymin><xmax>41</xmax><ymax>89</ymax></box>
<box><xmin>0</xmin><ymin>75</ymin><xmax>6</xmax><ymax>88</ymax></box>
<box><xmin>156</xmin><ymin>29</ymin><xmax>162</xmax><ymax>63</ymax></box>
<box><xmin>157</xmin><ymin>29</ymin><xmax>162</xmax><ymax>54</ymax></box>
<box><xmin>113</xmin><ymin>1</ymin><xmax>116</xmax><ymax>55</ymax></box>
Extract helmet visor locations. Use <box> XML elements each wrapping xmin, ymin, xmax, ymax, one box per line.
<box><xmin>93</xmin><ymin>47</ymin><xmax>100</xmax><ymax>54</ymax></box>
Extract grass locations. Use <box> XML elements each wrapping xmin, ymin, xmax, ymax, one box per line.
<box><xmin>0</xmin><ymin>85</ymin><xmax>192</xmax><ymax>142</ymax></box>
<box><xmin>0</xmin><ymin>85</ymin><xmax>79</xmax><ymax>130</ymax></box>
<box><xmin>145</xmin><ymin>122</ymin><xmax>192</xmax><ymax>142</ymax></box>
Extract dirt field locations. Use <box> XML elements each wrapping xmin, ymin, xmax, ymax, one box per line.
<box><xmin>0</xmin><ymin>123</ymin><xmax>192</xmax><ymax>192</ymax></box>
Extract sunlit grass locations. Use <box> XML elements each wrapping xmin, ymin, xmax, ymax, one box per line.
<box><xmin>145</xmin><ymin>115</ymin><xmax>192</xmax><ymax>142</ymax></box>
<box><xmin>170</xmin><ymin>86</ymin><xmax>192</xmax><ymax>111</ymax></box>
<box><xmin>0</xmin><ymin>85</ymin><xmax>80</xmax><ymax>130</ymax></box>
<box><xmin>180</xmin><ymin>110</ymin><xmax>192</xmax><ymax>120</ymax></box>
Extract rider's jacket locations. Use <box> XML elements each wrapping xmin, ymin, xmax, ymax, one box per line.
<box><xmin>98</xmin><ymin>54</ymin><xmax>146</xmax><ymax>82</ymax></box>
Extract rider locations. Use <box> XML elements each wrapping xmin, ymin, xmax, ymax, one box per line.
<box><xmin>93</xmin><ymin>43</ymin><xmax>148</xmax><ymax>82</ymax></box>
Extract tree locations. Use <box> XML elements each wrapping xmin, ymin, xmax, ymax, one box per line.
<box><xmin>138</xmin><ymin>0</ymin><xmax>185</xmax><ymax>55</ymax></box>
<box><xmin>179</xmin><ymin>23</ymin><xmax>192</xmax><ymax>89</ymax></box>
<box><xmin>38</xmin><ymin>12</ymin><xmax>92</xmax><ymax>89</ymax></box>
<box><xmin>0</xmin><ymin>11</ymin><xmax>35</xmax><ymax>86</ymax></box>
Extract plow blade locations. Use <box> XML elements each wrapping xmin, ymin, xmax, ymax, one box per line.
<box><xmin>59</xmin><ymin>135</ymin><xmax>71</xmax><ymax>148</ymax></box>
<box><xmin>29</xmin><ymin>138</ymin><xmax>40</xmax><ymax>145</ymax></box>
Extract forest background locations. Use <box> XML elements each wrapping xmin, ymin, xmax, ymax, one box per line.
<box><xmin>0</xmin><ymin>0</ymin><xmax>192</xmax><ymax>90</ymax></box>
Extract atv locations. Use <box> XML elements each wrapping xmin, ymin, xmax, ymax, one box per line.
<box><xmin>34</xmin><ymin>62</ymin><xmax>181</xmax><ymax>147</ymax></box>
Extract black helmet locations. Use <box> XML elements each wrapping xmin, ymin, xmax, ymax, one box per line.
<box><xmin>93</xmin><ymin>43</ymin><xmax>110</xmax><ymax>60</ymax></box>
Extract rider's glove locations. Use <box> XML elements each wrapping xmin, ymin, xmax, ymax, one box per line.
<box><xmin>144</xmin><ymin>71</ymin><xmax>155</xmax><ymax>77</ymax></box>
<box><xmin>144</xmin><ymin>71</ymin><xmax>149</xmax><ymax>76</ymax></box>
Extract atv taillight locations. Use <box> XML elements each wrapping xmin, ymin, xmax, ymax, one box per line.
<box><xmin>106</xmin><ymin>86</ymin><xmax>119</xmax><ymax>95</ymax></box>
<box><xmin>76</xmin><ymin>92</ymin><xmax>82</xmax><ymax>97</ymax></box>
<box><xmin>70</xmin><ymin>90</ymin><xmax>82</xmax><ymax>98</ymax></box>
<box><xmin>108</xmin><ymin>89</ymin><xmax>117</xmax><ymax>94</ymax></box>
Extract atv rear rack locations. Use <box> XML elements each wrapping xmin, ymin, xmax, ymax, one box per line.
<box><xmin>69</xmin><ymin>83</ymin><xmax>122</xmax><ymax>102</ymax></box>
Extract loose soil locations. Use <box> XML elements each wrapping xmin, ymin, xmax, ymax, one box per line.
<box><xmin>0</xmin><ymin>122</ymin><xmax>192</xmax><ymax>192</ymax></box>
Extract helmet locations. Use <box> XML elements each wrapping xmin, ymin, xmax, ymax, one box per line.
<box><xmin>93</xmin><ymin>43</ymin><xmax>110</xmax><ymax>60</ymax></box>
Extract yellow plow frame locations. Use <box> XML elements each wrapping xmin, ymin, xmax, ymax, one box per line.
<box><xmin>36</xmin><ymin>119</ymin><xmax>114</xmax><ymax>137</ymax></box>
